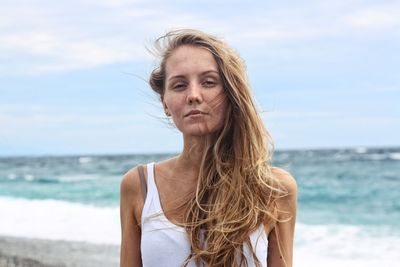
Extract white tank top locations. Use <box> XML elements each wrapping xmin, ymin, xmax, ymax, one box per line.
<box><xmin>140</xmin><ymin>162</ymin><xmax>269</xmax><ymax>267</ymax></box>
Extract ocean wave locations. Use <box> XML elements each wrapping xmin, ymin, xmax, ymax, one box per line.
<box><xmin>365</xmin><ymin>153</ymin><xmax>388</xmax><ymax>161</ymax></box>
<box><xmin>389</xmin><ymin>152</ymin><xmax>400</xmax><ymax>160</ymax></box>
<box><xmin>364</xmin><ymin>152</ymin><xmax>400</xmax><ymax>161</ymax></box>
<box><xmin>295</xmin><ymin>223</ymin><xmax>400</xmax><ymax>266</ymax></box>
<box><xmin>354</xmin><ymin>147</ymin><xmax>368</xmax><ymax>154</ymax></box>
<box><xmin>7</xmin><ymin>173</ymin><xmax>17</xmax><ymax>180</ymax></box>
<box><xmin>2</xmin><ymin>173</ymin><xmax>100</xmax><ymax>183</ymax></box>
<box><xmin>78</xmin><ymin>156</ymin><xmax>92</xmax><ymax>164</ymax></box>
<box><xmin>0</xmin><ymin>197</ymin><xmax>120</xmax><ymax>245</ymax></box>
<box><xmin>57</xmin><ymin>174</ymin><xmax>100</xmax><ymax>183</ymax></box>
<box><xmin>24</xmin><ymin>174</ymin><xmax>34</xmax><ymax>181</ymax></box>
<box><xmin>0</xmin><ymin>197</ymin><xmax>399</xmax><ymax>266</ymax></box>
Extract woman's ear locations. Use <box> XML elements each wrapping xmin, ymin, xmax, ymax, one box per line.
<box><xmin>161</xmin><ymin>96</ymin><xmax>170</xmax><ymax>116</ymax></box>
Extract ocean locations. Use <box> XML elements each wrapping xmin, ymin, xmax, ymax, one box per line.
<box><xmin>0</xmin><ymin>147</ymin><xmax>399</xmax><ymax>266</ymax></box>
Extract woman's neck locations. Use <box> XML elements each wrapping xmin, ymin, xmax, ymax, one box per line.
<box><xmin>175</xmin><ymin>135</ymin><xmax>207</xmax><ymax>176</ymax></box>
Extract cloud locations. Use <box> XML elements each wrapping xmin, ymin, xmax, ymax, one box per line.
<box><xmin>1</xmin><ymin>0</ymin><xmax>399</xmax><ymax>76</ymax></box>
<box><xmin>345</xmin><ymin>4</ymin><xmax>400</xmax><ymax>30</ymax></box>
<box><xmin>0</xmin><ymin>1</ymin><xmax>153</xmax><ymax>75</ymax></box>
<box><xmin>0</xmin><ymin>29</ymin><xmax>148</xmax><ymax>75</ymax></box>
<box><xmin>225</xmin><ymin>1</ymin><xmax>400</xmax><ymax>45</ymax></box>
<box><xmin>0</xmin><ymin>1</ymin><xmax>231</xmax><ymax>75</ymax></box>
<box><xmin>88</xmin><ymin>0</ymin><xmax>144</xmax><ymax>7</ymax></box>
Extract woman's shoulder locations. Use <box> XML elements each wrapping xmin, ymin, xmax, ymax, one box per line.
<box><xmin>270</xmin><ymin>167</ymin><xmax>298</xmax><ymax>217</ymax></box>
<box><xmin>120</xmin><ymin>164</ymin><xmax>151</xmax><ymax>210</ymax></box>
<box><xmin>120</xmin><ymin>158</ymin><xmax>174</xmax><ymax>196</ymax></box>
<box><xmin>120</xmin><ymin>164</ymin><xmax>152</xmax><ymax>224</ymax></box>
<box><xmin>120</xmin><ymin>165</ymin><xmax>144</xmax><ymax>196</ymax></box>
<box><xmin>271</xmin><ymin>166</ymin><xmax>297</xmax><ymax>194</ymax></box>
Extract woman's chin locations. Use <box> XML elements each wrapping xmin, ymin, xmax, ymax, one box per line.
<box><xmin>181</xmin><ymin>127</ymin><xmax>215</xmax><ymax>137</ymax></box>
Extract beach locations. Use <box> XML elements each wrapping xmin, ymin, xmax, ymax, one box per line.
<box><xmin>0</xmin><ymin>149</ymin><xmax>399</xmax><ymax>266</ymax></box>
<box><xmin>0</xmin><ymin>235</ymin><xmax>119</xmax><ymax>267</ymax></box>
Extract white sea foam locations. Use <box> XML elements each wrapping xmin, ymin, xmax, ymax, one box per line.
<box><xmin>389</xmin><ymin>152</ymin><xmax>400</xmax><ymax>160</ymax></box>
<box><xmin>1</xmin><ymin>197</ymin><xmax>399</xmax><ymax>265</ymax></box>
<box><xmin>57</xmin><ymin>174</ymin><xmax>99</xmax><ymax>182</ymax></box>
<box><xmin>366</xmin><ymin>152</ymin><xmax>400</xmax><ymax>161</ymax></box>
<box><xmin>294</xmin><ymin>223</ymin><xmax>400</xmax><ymax>267</ymax></box>
<box><xmin>0</xmin><ymin>197</ymin><xmax>120</xmax><ymax>245</ymax></box>
<box><xmin>332</xmin><ymin>153</ymin><xmax>351</xmax><ymax>161</ymax></box>
<box><xmin>24</xmin><ymin>174</ymin><xmax>34</xmax><ymax>181</ymax></box>
<box><xmin>7</xmin><ymin>173</ymin><xmax>17</xmax><ymax>180</ymax></box>
<box><xmin>355</xmin><ymin>147</ymin><xmax>367</xmax><ymax>154</ymax></box>
<box><xmin>366</xmin><ymin>153</ymin><xmax>387</xmax><ymax>160</ymax></box>
<box><xmin>78</xmin><ymin>156</ymin><xmax>92</xmax><ymax>164</ymax></box>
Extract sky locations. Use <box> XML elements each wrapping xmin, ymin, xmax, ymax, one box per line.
<box><xmin>1</xmin><ymin>0</ymin><xmax>399</xmax><ymax>156</ymax></box>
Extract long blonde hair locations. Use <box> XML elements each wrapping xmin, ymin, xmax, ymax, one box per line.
<box><xmin>149</xmin><ymin>29</ymin><xmax>289</xmax><ymax>267</ymax></box>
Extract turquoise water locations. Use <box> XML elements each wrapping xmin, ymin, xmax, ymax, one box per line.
<box><xmin>1</xmin><ymin>148</ymin><xmax>399</xmax><ymax>230</ymax></box>
<box><xmin>1</xmin><ymin>147</ymin><xmax>400</xmax><ymax>266</ymax></box>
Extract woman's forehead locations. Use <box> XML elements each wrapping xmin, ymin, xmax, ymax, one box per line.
<box><xmin>165</xmin><ymin>45</ymin><xmax>219</xmax><ymax>79</ymax></box>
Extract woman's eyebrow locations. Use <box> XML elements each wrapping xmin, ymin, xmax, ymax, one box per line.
<box><xmin>167</xmin><ymin>70</ymin><xmax>219</xmax><ymax>82</ymax></box>
<box><xmin>167</xmin><ymin>75</ymin><xmax>186</xmax><ymax>82</ymax></box>
<box><xmin>200</xmin><ymin>70</ymin><xmax>219</xmax><ymax>76</ymax></box>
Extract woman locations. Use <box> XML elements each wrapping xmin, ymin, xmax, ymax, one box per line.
<box><xmin>120</xmin><ymin>29</ymin><xmax>297</xmax><ymax>267</ymax></box>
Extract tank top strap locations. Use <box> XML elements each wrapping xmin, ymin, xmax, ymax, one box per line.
<box><xmin>141</xmin><ymin>162</ymin><xmax>163</xmax><ymax>225</ymax></box>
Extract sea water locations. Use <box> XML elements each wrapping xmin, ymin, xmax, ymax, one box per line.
<box><xmin>0</xmin><ymin>148</ymin><xmax>399</xmax><ymax>266</ymax></box>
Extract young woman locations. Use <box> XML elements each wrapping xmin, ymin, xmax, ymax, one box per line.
<box><xmin>120</xmin><ymin>29</ymin><xmax>297</xmax><ymax>267</ymax></box>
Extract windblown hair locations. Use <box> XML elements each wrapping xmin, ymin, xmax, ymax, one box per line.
<box><xmin>149</xmin><ymin>29</ymin><xmax>289</xmax><ymax>267</ymax></box>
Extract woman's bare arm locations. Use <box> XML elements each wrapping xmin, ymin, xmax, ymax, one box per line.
<box><xmin>120</xmin><ymin>167</ymin><xmax>143</xmax><ymax>267</ymax></box>
<box><xmin>267</xmin><ymin>168</ymin><xmax>298</xmax><ymax>267</ymax></box>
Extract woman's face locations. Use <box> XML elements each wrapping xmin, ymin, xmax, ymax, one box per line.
<box><xmin>162</xmin><ymin>45</ymin><xmax>228</xmax><ymax>137</ymax></box>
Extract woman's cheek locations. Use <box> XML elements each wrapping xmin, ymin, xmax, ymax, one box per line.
<box><xmin>170</xmin><ymin>109</ymin><xmax>184</xmax><ymax>129</ymax></box>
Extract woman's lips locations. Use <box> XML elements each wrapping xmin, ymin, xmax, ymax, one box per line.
<box><xmin>185</xmin><ymin>110</ymin><xmax>206</xmax><ymax>117</ymax></box>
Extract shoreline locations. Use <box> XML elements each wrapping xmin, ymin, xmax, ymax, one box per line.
<box><xmin>0</xmin><ymin>235</ymin><xmax>119</xmax><ymax>267</ymax></box>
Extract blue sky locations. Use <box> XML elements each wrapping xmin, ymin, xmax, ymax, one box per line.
<box><xmin>1</xmin><ymin>0</ymin><xmax>399</xmax><ymax>156</ymax></box>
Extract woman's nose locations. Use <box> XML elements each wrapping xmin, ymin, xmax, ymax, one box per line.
<box><xmin>186</xmin><ymin>83</ymin><xmax>203</xmax><ymax>104</ymax></box>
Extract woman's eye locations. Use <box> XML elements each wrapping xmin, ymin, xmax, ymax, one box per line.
<box><xmin>203</xmin><ymin>80</ymin><xmax>216</xmax><ymax>88</ymax></box>
<box><xmin>173</xmin><ymin>83</ymin><xmax>186</xmax><ymax>90</ymax></box>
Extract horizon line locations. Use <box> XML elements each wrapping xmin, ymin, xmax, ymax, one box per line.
<box><xmin>1</xmin><ymin>144</ymin><xmax>399</xmax><ymax>158</ymax></box>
